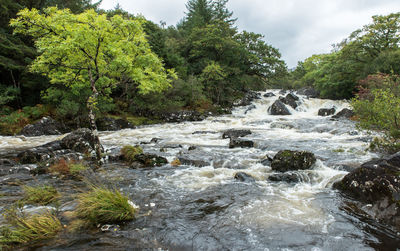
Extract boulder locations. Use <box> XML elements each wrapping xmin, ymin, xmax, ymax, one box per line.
<box><xmin>96</xmin><ymin>117</ymin><xmax>135</xmax><ymax>131</ymax></box>
<box><xmin>318</xmin><ymin>108</ymin><xmax>336</xmax><ymax>116</ymax></box>
<box><xmin>160</xmin><ymin>111</ymin><xmax>206</xmax><ymax>123</ymax></box>
<box><xmin>235</xmin><ymin>91</ymin><xmax>261</xmax><ymax>106</ymax></box>
<box><xmin>268</xmin><ymin>100</ymin><xmax>291</xmax><ymax>115</ymax></box>
<box><xmin>61</xmin><ymin>128</ymin><xmax>102</xmax><ymax>154</ymax></box>
<box><xmin>178</xmin><ymin>157</ymin><xmax>210</xmax><ymax>167</ymax></box>
<box><xmin>244</xmin><ymin>104</ymin><xmax>256</xmax><ymax>114</ymax></box>
<box><xmin>282</xmin><ymin>93</ymin><xmax>300</xmax><ymax>109</ymax></box>
<box><xmin>268</xmin><ymin>173</ymin><xmax>301</xmax><ymax>183</ymax></box>
<box><xmin>333</xmin><ymin>152</ymin><xmax>400</xmax><ymax>230</ymax></box>
<box><xmin>19</xmin><ymin>117</ymin><xmax>67</xmax><ymax>137</ymax></box>
<box><xmin>296</xmin><ymin>87</ymin><xmax>319</xmax><ymax>98</ymax></box>
<box><xmin>332</xmin><ymin>108</ymin><xmax>354</xmax><ymax>119</ymax></box>
<box><xmin>222</xmin><ymin>129</ymin><xmax>252</xmax><ymax>139</ymax></box>
<box><xmin>229</xmin><ymin>138</ymin><xmax>254</xmax><ymax>148</ymax></box>
<box><xmin>271</xmin><ymin>150</ymin><xmax>316</xmax><ymax>172</ymax></box>
<box><xmin>134</xmin><ymin>154</ymin><xmax>168</xmax><ymax>167</ymax></box>
<box><xmin>234</xmin><ymin>172</ymin><xmax>256</xmax><ymax>182</ymax></box>
<box><xmin>17</xmin><ymin>140</ymin><xmax>64</xmax><ymax>164</ymax></box>
<box><xmin>263</xmin><ymin>92</ymin><xmax>276</xmax><ymax>98</ymax></box>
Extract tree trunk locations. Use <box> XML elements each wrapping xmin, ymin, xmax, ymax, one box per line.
<box><xmin>87</xmin><ymin>69</ymin><xmax>103</xmax><ymax>165</ymax></box>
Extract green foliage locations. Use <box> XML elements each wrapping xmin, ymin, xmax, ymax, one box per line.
<box><xmin>49</xmin><ymin>158</ymin><xmax>88</xmax><ymax>178</ymax></box>
<box><xmin>76</xmin><ymin>186</ymin><xmax>137</xmax><ymax>225</ymax></box>
<box><xmin>121</xmin><ymin>145</ymin><xmax>143</xmax><ymax>163</ymax></box>
<box><xmin>22</xmin><ymin>185</ymin><xmax>59</xmax><ymax>206</ymax></box>
<box><xmin>0</xmin><ymin>209</ymin><xmax>62</xmax><ymax>249</ymax></box>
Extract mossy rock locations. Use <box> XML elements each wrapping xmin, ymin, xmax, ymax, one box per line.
<box><xmin>121</xmin><ymin>145</ymin><xmax>143</xmax><ymax>163</ymax></box>
<box><xmin>271</xmin><ymin>150</ymin><xmax>316</xmax><ymax>172</ymax></box>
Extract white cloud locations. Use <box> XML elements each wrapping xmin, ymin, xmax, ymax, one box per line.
<box><xmin>100</xmin><ymin>0</ymin><xmax>400</xmax><ymax>67</ymax></box>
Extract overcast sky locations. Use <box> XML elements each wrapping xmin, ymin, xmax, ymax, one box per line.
<box><xmin>100</xmin><ymin>0</ymin><xmax>400</xmax><ymax>68</ymax></box>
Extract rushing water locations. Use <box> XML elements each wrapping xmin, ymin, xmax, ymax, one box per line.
<box><xmin>1</xmin><ymin>90</ymin><xmax>400</xmax><ymax>250</ymax></box>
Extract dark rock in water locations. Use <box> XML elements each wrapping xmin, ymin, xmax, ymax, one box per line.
<box><xmin>296</xmin><ymin>87</ymin><xmax>319</xmax><ymax>98</ymax></box>
<box><xmin>268</xmin><ymin>100</ymin><xmax>291</xmax><ymax>115</ymax></box>
<box><xmin>279</xmin><ymin>93</ymin><xmax>299</xmax><ymax>109</ymax></box>
<box><xmin>178</xmin><ymin>157</ymin><xmax>210</xmax><ymax>167</ymax></box>
<box><xmin>244</xmin><ymin>104</ymin><xmax>256</xmax><ymax>114</ymax></box>
<box><xmin>263</xmin><ymin>92</ymin><xmax>275</xmax><ymax>98</ymax></box>
<box><xmin>192</xmin><ymin>131</ymin><xmax>217</xmax><ymax>135</ymax></box>
<box><xmin>0</xmin><ymin>159</ymin><xmax>17</xmax><ymax>167</ymax></box>
<box><xmin>222</xmin><ymin>129</ymin><xmax>252</xmax><ymax>139</ymax></box>
<box><xmin>61</xmin><ymin>128</ymin><xmax>102</xmax><ymax>154</ymax></box>
<box><xmin>318</xmin><ymin>108</ymin><xmax>336</xmax><ymax>116</ymax></box>
<box><xmin>235</xmin><ymin>91</ymin><xmax>261</xmax><ymax>106</ymax></box>
<box><xmin>260</xmin><ymin>156</ymin><xmax>273</xmax><ymax>166</ymax></box>
<box><xmin>279</xmin><ymin>90</ymin><xmax>287</xmax><ymax>95</ymax></box>
<box><xmin>96</xmin><ymin>117</ymin><xmax>135</xmax><ymax>131</ymax></box>
<box><xmin>271</xmin><ymin>150</ymin><xmax>316</xmax><ymax>172</ymax></box>
<box><xmin>234</xmin><ymin>172</ymin><xmax>256</xmax><ymax>182</ymax></box>
<box><xmin>229</xmin><ymin>138</ymin><xmax>254</xmax><ymax>148</ymax></box>
<box><xmin>17</xmin><ymin>140</ymin><xmax>64</xmax><ymax>164</ymax></box>
<box><xmin>19</xmin><ymin>117</ymin><xmax>67</xmax><ymax>137</ymax></box>
<box><xmin>160</xmin><ymin>110</ymin><xmax>206</xmax><ymax>123</ymax></box>
<box><xmin>332</xmin><ymin>108</ymin><xmax>354</xmax><ymax>119</ymax></box>
<box><xmin>150</xmin><ymin>138</ymin><xmax>162</xmax><ymax>143</ymax></box>
<box><xmin>188</xmin><ymin>146</ymin><xmax>197</xmax><ymax>151</ymax></box>
<box><xmin>333</xmin><ymin>151</ymin><xmax>400</xmax><ymax>231</ymax></box>
<box><xmin>134</xmin><ymin>154</ymin><xmax>168</xmax><ymax>167</ymax></box>
<box><xmin>268</xmin><ymin>173</ymin><xmax>301</xmax><ymax>183</ymax></box>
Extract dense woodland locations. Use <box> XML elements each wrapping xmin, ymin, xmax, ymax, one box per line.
<box><xmin>0</xmin><ymin>0</ymin><xmax>399</xmax><ymax>151</ymax></box>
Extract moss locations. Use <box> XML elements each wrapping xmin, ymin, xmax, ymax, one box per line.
<box><xmin>171</xmin><ymin>158</ymin><xmax>181</xmax><ymax>166</ymax></box>
<box><xmin>121</xmin><ymin>145</ymin><xmax>143</xmax><ymax>163</ymax></box>
<box><xmin>0</xmin><ymin>209</ymin><xmax>62</xmax><ymax>249</ymax></box>
<box><xmin>22</xmin><ymin>185</ymin><xmax>59</xmax><ymax>206</ymax></box>
<box><xmin>333</xmin><ymin>148</ymin><xmax>345</xmax><ymax>153</ymax></box>
<box><xmin>75</xmin><ymin>185</ymin><xmax>137</xmax><ymax>225</ymax></box>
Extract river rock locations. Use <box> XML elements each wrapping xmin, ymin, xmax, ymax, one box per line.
<box><xmin>96</xmin><ymin>117</ymin><xmax>135</xmax><ymax>131</ymax></box>
<box><xmin>263</xmin><ymin>92</ymin><xmax>276</xmax><ymax>98</ymax></box>
<box><xmin>222</xmin><ymin>129</ymin><xmax>252</xmax><ymax>139</ymax></box>
<box><xmin>318</xmin><ymin>108</ymin><xmax>336</xmax><ymax>116</ymax></box>
<box><xmin>244</xmin><ymin>104</ymin><xmax>256</xmax><ymax>114</ymax></box>
<box><xmin>332</xmin><ymin>108</ymin><xmax>354</xmax><ymax>119</ymax></box>
<box><xmin>333</xmin><ymin>152</ymin><xmax>400</xmax><ymax>230</ymax></box>
<box><xmin>234</xmin><ymin>172</ymin><xmax>256</xmax><ymax>182</ymax></box>
<box><xmin>61</xmin><ymin>128</ymin><xmax>102</xmax><ymax>154</ymax></box>
<box><xmin>229</xmin><ymin>138</ymin><xmax>254</xmax><ymax>148</ymax></box>
<box><xmin>268</xmin><ymin>173</ymin><xmax>301</xmax><ymax>183</ymax></box>
<box><xmin>19</xmin><ymin>117</ymin><xmax>67</xmax><ymax>137</ymax></box>
<box><xmin>260</xmin><ymin>156</ymin><xmax>273</xmax><ymax>166</ymax></box>
<box><xmin>134</xmin><ymin>154</ymin><xmax>168</xmax><ymax>167</ymax></box>
<box><xmin>160</xmin><ymin>111</ymin><xmax>206</xmax><ymax>123</ymax></box>
<box><xmin>235</xmin><ymin>91</ymin><xmax>261</xmax><ymax>106</ymax></box>
<box><xmin>178</xmin><ymin>157</ymin><xmax>210</xmax><ymax>167</ymax></box>
<box><xmin>268</xmin><ymin>100</ymin><xmax>291</xmax><ymax>115</ymax></box>
<box><xmin>280</xmin><ymin>93</ymin><xmax>300</xmax><ymax>109</ymax></box>
<box><xmin>17</xmin><ymin>140</ymin><xmax>63</xmax><ymax>164</ymax></box>
<box><xmin>271</xmin><ymin>150</ymin><xmax>316</xmax><ymax>172</ymax></box>
<box><xmin>296</xmin><ymin>87</ymin><xmax>319</xmax><ymax>98</ymax></box>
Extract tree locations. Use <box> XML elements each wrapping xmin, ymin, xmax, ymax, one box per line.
<box><xmin>11</xmin><ymin>7</ymin><xmax>174</xmax><ymax>162</ymax></box>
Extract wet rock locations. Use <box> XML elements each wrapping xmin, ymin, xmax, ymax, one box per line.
<box><xmin>270</xmin><ymin>121</ymin><xmax>296</xmax><ymax>129</ymax></box>
<box><xmin>333</xmin><ymin>151</ymin><xmax>400</xmax><ymax>230</ymax></box>
<box><xmin>279</xmin><ymin>93</ymin><xmax>300</xmax><ymax>109</ymax></box>
<box><xmin>17</xmin><ymin>140</ymin><xmax>64</xmax><ymax>164</ymax></box>
<box><xmin>318</xmin><ymin>108</ymin><xmax>336</xmax><ymax>116</ymax></box>
<box><xmin>96</xmin><ymin>117</ymin><xmax>135</xmax><ymax>131</ymax></box>
<box><xmin>134</xmin><ymin>153</ymin><xmax>168</xmax><ymax>167</ymax></box>
<box><xmin>332</xmin><ymin>108</ymin><xmax>354</xmax><ymax>119</ymax></box>
<box><xmin>160</xmin><ymin>110</ymin><xmax>206</xmax><ymax>123</ymax></box>
<box><xmin>234</xmin><ymin>172</ymin><xmax>256</xmax><ymax>182</ymax></box>
<box><xmin>150</xmin><ymin>138</ymin><xmax>162</xmax><ymax>143</ymax></box>
<box><xmin>222</xmin><ymin>129</ymin><xmax>252</xmax><ymax>139</ymax></box>
<box><xmin>178</xmin><ymin>157</ymin><xmax>210</xmax><ymax>167</ymax></box>
<box><xmin>0</xmin><ymin>163</ymin><xmax>33</xmax><ymax>176</ymax></box>
<box><xmin>19</xmin><ymin>116</ymin><xmax>67</xmax><ymax>137</ymax></box>
<box><xmin>296</xmin><ymin>87</ymin><xmax>319</xmax><ymax>98</ymax></box>
<box><xmin>268</xmin><ymin>173</ymin><xmax>301</xmax><ymax>183</ymax></box>
<box><xmin>260</xmin><ymin>156</ymin><xmax>273</xmax><ymax>166</ymax></box>
<box><xmin>229</xmin><ymin>138</ymin><xmax>254</xmax><ymax>148</ymax></box>
<box><xmin>234</xmin><ymin>91</ymin><xmax>261</xmax><ymax>106</ymax></box>
<box><xmin>263</xmin><ymin>92</ymin><xmax>276</xmax><ymax>98</ymax></box>
<box><xmin>271</xmin><ymin>150</ymin><xmax>316</xmax><ymax>172</ymax></box>
<box><xmin>244</xmin><ymin>104</ymin><xmax>256</xmax><ymax>114</ymax></box>
<box><xmin>188</xmin><ymin>146</ymin><xmax>197</xmax><ymax>151</ymax></box>
<box><xmin>0</xmin><ymin>159</ymin><xmax>17</xmax><ymax>167</ymax></box>
<box><xmin>268</xmin><ymin>100</ymin><xmax>291</xmax><ymax>115</ymax></box>
<box><xmin>61</xmin><ymin>128</ymin><xmax>102</xmax><ymax>154</ymax></box>
<box><xmin>192</xmin><ymin>131</ymin><xmax>217</xmax><ymax>135</ymax></box>
<box><xmin>279</xmin><ymin>89</ymin><xmax>287</xmax><ymax>95</ymax></box>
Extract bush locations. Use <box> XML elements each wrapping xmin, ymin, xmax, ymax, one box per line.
<box><xmin>22</xmin><ymin>185</ymin><xmax>59</xmax><ymax>206</ymax></box>
<box><xmin>120</xmin><ymin>145</ymin><xmax>143</xmax><ymax>163</ymax></box>
<box><xmin>0</xmin><ymin>209</ymin><xmax>62</xmax><ymax>249</ymax></box>
<box><xmin>75</xmin><ymin>186</ymin><xmax>137</xmax><ymax>225</ymax></box>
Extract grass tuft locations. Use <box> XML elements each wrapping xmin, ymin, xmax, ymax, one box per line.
<box><xmin>0</xmin><ymin>209</ymin><xmax>62</xmax><ymax>249</ymax></box>
<box><xmin>121</xmin><ymin>145</ymin><xmax>143</xmax><ymax>163</ymax></box>
<box><xmin>76</xmin><ymin>186</ymin><xmax>137</xmax><ymax>225</ymax></box>
<box><xmin>23</xmin><ymin>185</ymin><xmax>59</xmax><ymax>206</ymax></box>
<box><xmin>49</xmin><ymin>158</ymin><xmax>88</xmax><ymax>177</ymax></box>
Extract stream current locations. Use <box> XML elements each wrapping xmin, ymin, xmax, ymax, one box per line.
<box><xmin>1</xmin><ymin>90</ymin><xmax>400</xmax><ymax>250</ymax></box>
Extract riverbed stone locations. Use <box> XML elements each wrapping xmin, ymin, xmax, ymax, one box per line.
<box><xmin>61</xmin><ymin>128</ymin><xmax>101</xmax><ymax>154</ymax></box>
<box><xmin>271</xmin><ymin>150</ymin><xmax>316</xmax><ymax>172</ymax></box>
<box><xmin>280</xmin><ymin>93</ymin><xmax>299</xmax><ymax>109</ymax></box>
<box><xmin>178</xmin><ymin>157</ymin><xmax>210</xmax><ymax>167</ymax></box>
<box><xmin>296</xmin><ymin>87</ymin><xmax>319</xmax><ymax>98</ymax></box>
<box><xmin>229</xmin><ymin>138</ymin><xmax>254</xmax><ymax>148</ymax></box>
<box><xmin>332</xmin><ymin>108</ymin><xmax>354</xmax><ymax>119</ymax></box>
<box><xmin>263</xmin><ymin>92</ymin><xmax>275</xmax><ymax>98</ymax></box>
<box><xmin>318</xmin><ymin>108</ymin><xmax>336</xmax><ymax>116</ymax></box>
<box><xmin>234</xmin><ymin>172</ymin><xmax>256</xmax><ymax>182</ymax></box>
<box><xmin>222</xmin><ymin>129</ymin><xmax>252</xmax><ymax>139</ymax></box>
<box><xmin>19</xmin><ymin>116</ymin><xmax>67</xmax><ymax>137</ymax></box>
<box><xmin>268</xmin><ymin>173</ymin><xmax>301</xmax><ymax>183</ymax></box>
<box><xmin>234</xmin><ymin>91</ymin><xmax>261</xmax><ymax>106</ymax></box>
<box><xmin>96</xmin><ymin>117</ymin><xmax>135</xmax><ymax>131</ymax></box>
<box><xmin>268</xmin><ymin>100</ymin><xmax>291</xmax><ymax>115</ymax></box>
<box><xmin>333</xmin><ymin>151</ymin><xmax>400</xmax><ymax>231</ymax></box>
<box><xmin>134</xmin><ymin>154</ymin><xmax>168</xmax><ymax>167</ymax></box>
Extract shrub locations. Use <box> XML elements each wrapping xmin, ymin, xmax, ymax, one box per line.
<box><xmin>23</xmin><ymin>185</ymin><xmax>59</xmax><ymax>206</ymax></box>
<box><xmin>75</xmin><ymin>186</ymin><xmax>137</xmax><ymax>225</ymax></box>
<box><xmin>120</xmin><ymin>145</ymin><xmax>143</xmax><ymax>163</ymax></box>
<box><xmin>0</xmin><ymin>209</ymin><xmax>62</xmax><ymax>249</ymax></box>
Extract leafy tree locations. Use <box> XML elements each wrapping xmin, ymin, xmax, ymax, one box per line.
<box><xmin>11</xmin><ymin>7</ymin><xmax>174</xmax><ymax>161</ymax></box>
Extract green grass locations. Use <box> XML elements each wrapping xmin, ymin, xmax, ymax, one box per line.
<box><xmin>0</xmin><ymin>210</ymin><xmax>62</xmax><ymax>249</ymax></box>
<box><xmin>69</xmin><ymin>163</ymin><xmax>88</xmax><ymax>175</ymax></box>
<box><xmin>75</xmin><ymin>186</ymin><xmax>137</xmax><ymax>225</ymax></box>
<box><xmin>23</xmin><ymin>185</ymin><xmax>59</xmax><ymax>206</ymax></box>
<box><xmin>121</xmin><ymin>145</ymin><xmax>143</xmax><ymax>163</ymax></box>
